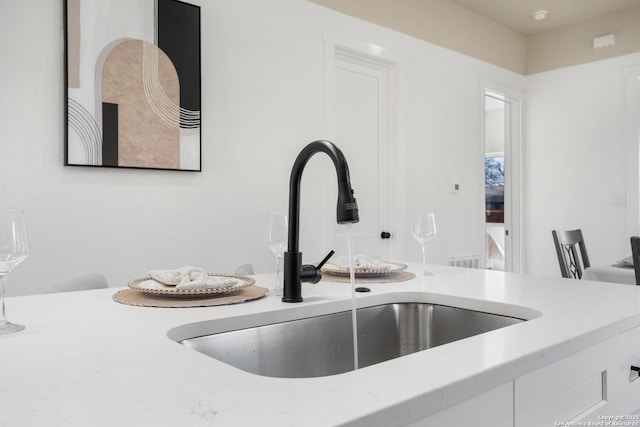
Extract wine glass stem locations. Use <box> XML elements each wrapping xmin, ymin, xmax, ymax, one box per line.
<box><xmin>0</xmin><ymin>274</ymin><xmax>8</xmax><ymax>323</ymax></box>
<box><xmin>275</xmin><ymin>254</ymin><xmax>283</xmax><ymax>296</ymax></box>
<box><xmin>421</xmin><ymin>244</ymin><xmax>427</xmax><ymax>274</ymax></box>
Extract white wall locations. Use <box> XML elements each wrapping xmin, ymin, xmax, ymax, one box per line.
<box><xmin>524</xmin><ymin>52</ymin><xmax>640</xmax><ymax>277</ymax></box>
<box><xmin>0</xmin><ymin>0</ymin><xmax>524</xmax><ymax>295</ymax></box>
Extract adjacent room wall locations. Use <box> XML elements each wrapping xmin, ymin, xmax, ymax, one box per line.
<box><xmin>0</xmin><ymin>0</ymin><xmax>524</xmax><ymax>295</ymax></box>
<box><xmin>524</xmin><ymin>52</ymin><xmax>640</xmax><ymax>277</ymax></box>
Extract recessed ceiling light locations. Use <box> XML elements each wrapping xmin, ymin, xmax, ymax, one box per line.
<box><xmin>532</xmin><ymin>10</ymin><xmax>548</xmax><ymax>21</ymax></box>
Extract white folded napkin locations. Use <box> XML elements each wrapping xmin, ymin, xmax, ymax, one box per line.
<box><xmin>146</xmin><ymin>266</ymin><xmax>235</xmax><ymax>289</ymax></box>
<box><xmin>617</xmin><ymin>256</ymin><xmax>633</xmax><ymax>266</ymax></box>
<box><xmin>330</xmin><ymin>255</ymin><xmax>391</xmax><ymax>271</ymax></box>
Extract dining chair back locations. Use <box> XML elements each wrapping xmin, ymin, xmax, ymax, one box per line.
<box><xmin>630</xmin><ymin>236</ymin><xmax>640</xmax><ymax>285</ymax></box>
<box><xmin>234</xmin><ymin>264</ymin><xmax>255</xmax><ymax>275</ymax></box>
<box><xmin>48</xmin><ymin>273</ymin><xmax>109</xmax><ymax>293</ymax></box>
<box><xmin>552</xmin><ymin>229</ymin><xmax>590</xmax><ymax>279</ymax></box>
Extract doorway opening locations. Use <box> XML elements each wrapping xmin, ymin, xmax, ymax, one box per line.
<box><xmin>483</xmin><ymin>89</ymin><xmax>522</xmax><ymax>272</ymax></box>
<box><xmin>484</xmin><ymin>92</ymin><xmax>506</xmax><ymax>270</ymax></box>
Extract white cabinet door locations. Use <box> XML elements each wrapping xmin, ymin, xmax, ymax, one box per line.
<box><xmin>515</xmin><ymin>325</ymin><xmax>640</xmax><ymax>426</ymax></box>
<box><xmin>409</xmin><ymin>381</ymin><xmax>513</xmax><ymax>427</ymax></box>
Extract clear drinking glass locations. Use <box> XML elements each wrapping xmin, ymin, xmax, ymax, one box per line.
<box><xmin>0</xmin><ymin>210</ymin><xmax>29</xmax><ymax>335</ymax></box>
<box><xmin>264</xmin><ymin>213</ymin><xmax>287</xmax><ymax>296</ymax></box>
<box><xmin>411</xmin><ymin>211</ymin><xmax>437</xmax><ymax>276</ymax></box>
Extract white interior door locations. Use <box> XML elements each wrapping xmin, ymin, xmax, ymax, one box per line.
<box><xmin>297</xmin><ymin>36</ymin><xmax>401</xmax><ymax>265</ymax></box>
<box><xmin>329</xmin><ymin>52</ymin><xmax>391</xmax><ymax>260</ymax></box>
<box><xmin>300</xmin><ymin>34</ymin><xmax>403</xmax><ymax>264</ymax></box>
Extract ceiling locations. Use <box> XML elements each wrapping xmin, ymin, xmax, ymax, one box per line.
<box><xmin>450</xmin><ymin>0</ymin><xmax>640</xmax><ymax>36</ymax></box>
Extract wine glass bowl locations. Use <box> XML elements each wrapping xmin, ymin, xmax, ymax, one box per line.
<box><xmin>264</xmin><ymin>213</ymin><xmax>288</xmax><ymax>296</ymax></box>
<box><xmin>411</xmin><ymin>211</ymin><xmax>436</xmax><ymax>276</ymax></box>
<box><xmin>0</xmin><ymin>210</ymin><xmax>29</xmax><ymax>335</ymax></box>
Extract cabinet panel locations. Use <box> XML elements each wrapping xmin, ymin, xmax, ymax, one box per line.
<box><xmin>579</xmin><ymin>324</ymin><xmax>640</xmax><ymax>423</ymax></box>
<box><xmin>410</xmin><ymin>381</ymin><xmax>513</xmax><ymax>427</ymax></box>
<box><xmin>516</xmin><ymin>351</ymin><xmax>606</xmax><ymax>425</ymax></box>
<box><xmin>516</xmin><ymin>325</ymin><xmax>640</xmax><ymax>426</ymax></box>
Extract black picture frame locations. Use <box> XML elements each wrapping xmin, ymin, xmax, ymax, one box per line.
<box><xmin>64</xmin><ymin>0</ymin><xmax>201</xmax><ymax>171</ymax></box>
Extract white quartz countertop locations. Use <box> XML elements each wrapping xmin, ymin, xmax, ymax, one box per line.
<box><xmin>2</xmin><ymin>264</ymin><xmax>640</xmax><ymax>427</ymax></box>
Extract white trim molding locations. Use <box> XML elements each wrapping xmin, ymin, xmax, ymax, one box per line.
<box><xmin>624</xmin><ymin>65</ymin><xmax>640</xmax><ymax>237</ymax></box>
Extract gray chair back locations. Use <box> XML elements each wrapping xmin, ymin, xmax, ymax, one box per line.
<box><xmin>552</xmin><ymin>229</ymin><xmax>590</xmax><ymax>279</ymax></box>
<box><xmin>630</xmin><ymin>236</ymin><xmax>640</xmax><ymax>286</ymax></box>
<box><xmin>48</xmin><ymin>273</ymin><xmax>109</xmax><ymax>293</ymax></box>
<box><xmin>233</xmin><ymin>264</ymin><xmax>255</xmax><ymax>275</ymax></box>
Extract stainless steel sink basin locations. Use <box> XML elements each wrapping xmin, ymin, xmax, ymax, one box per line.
<box><xmin>172</xmin><ymin>302</ymin><xmax>525</xmax><ymax>378</ymax></box>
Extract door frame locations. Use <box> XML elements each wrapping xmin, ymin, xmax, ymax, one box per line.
<box><xmin>480</xmin><ymin>83</ymin><xmax>524</xmax><ymax>273</ymax></box>
<box><xmin>624</xmin><ymin>65</ymin><xmax>640</xmax><ymax>237</ymax></box>
<box><xmin>322</xmin><ymin>31</ymin><xmax>406</xmax><ymax>260</ymax></box>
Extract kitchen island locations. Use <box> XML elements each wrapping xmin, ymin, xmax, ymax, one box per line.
<box><xmin>2</xmin><ymin>264</ymin><xmax>640</xmax><ymax>426</ymax></box>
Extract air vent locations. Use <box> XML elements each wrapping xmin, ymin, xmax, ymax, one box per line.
<box><xmin>448</xmin><ymin>255</ymin><xmax>480</xmax><ymax>269</ymax></box>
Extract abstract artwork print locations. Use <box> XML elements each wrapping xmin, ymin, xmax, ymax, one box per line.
<box><xmin>65</xmin><ymin>0</ymin><xmax>201</xmax><ymax>171</ymax></box>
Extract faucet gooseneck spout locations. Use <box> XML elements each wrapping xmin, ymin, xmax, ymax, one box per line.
<box><xmin>282</xmin><ymin>140</ymin><xmax>359</xmax><ymax>303</ymax></box>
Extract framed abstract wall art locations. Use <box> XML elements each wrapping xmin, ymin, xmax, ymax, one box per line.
<box><xmin>64</xmin><ymin>0</ymin><xmax>201</xmax><ymax>171</ymax></box>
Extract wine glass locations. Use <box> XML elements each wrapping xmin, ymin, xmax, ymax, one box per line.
<box><xmin>411</xmin><ymin>211</ymin><xmax>436</xmax><ymax>276</ymax></box>
<box><xmin>264</xmin><ymin>213</ymin><xmax>287</xmax><ymax>296</ymax></box>
<box><xmin>0</xmin><ymin>210</ymin><xmax>29</xmax><ymax>335</ymax></box>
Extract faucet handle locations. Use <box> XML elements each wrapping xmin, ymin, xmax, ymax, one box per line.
<box><xmin>300</xmin><ymin>250</ymin><xmax>335</xmax><ymax>284</ymax></box>
<box><xmin>316</xmin><ymin>250</ymin><xmax>335</xmax><ymax>270</ymax></box>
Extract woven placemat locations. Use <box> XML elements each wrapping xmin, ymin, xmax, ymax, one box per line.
<box><xmin>113</xmin><ymin>285</ymin><xmax>268</xmax><ymax>308</ymax></box>
<box><xmin>321</xmin><ymin>271</ymin><xmax>416</xmax><ymax>284</ymax></box>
